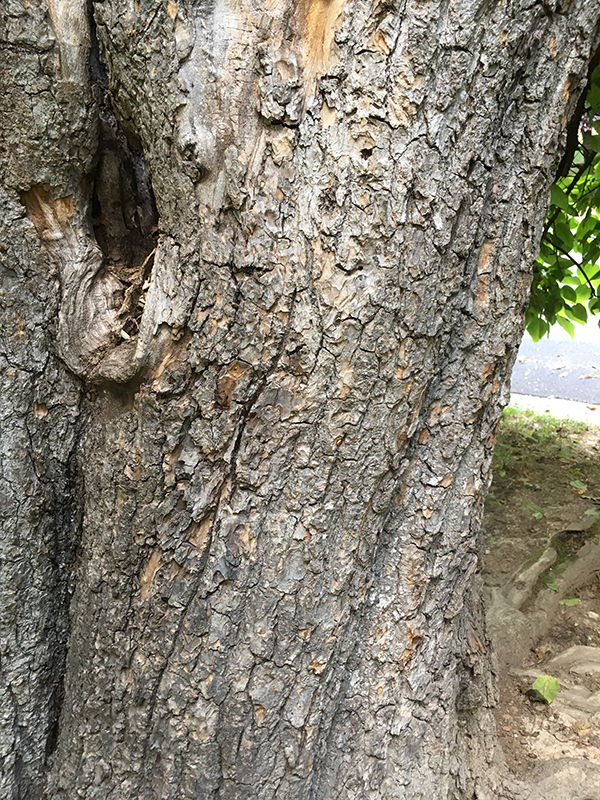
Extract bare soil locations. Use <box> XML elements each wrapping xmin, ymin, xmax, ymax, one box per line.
<box><xmin>482</xmin><ymin>408</ymin><xmax>600</xmax><ymax>778</ymax></box>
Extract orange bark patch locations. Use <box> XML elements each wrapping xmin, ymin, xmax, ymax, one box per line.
<box><xmin>21</xmin><ymin>184</ymin><xmax>75</xmax><ymax>243</ymax></box>
<box><xmin>482</xmin><ymin>363</ymin><xmax>494</xmax><ymax>380</ymax></box>
<box><xmin>562</xmin><ymin>74</ymin><xmax>575</xmax><ymax>103</ymax></box>
<box><xmin>151</xmin><ymin>329</ymin><xmax>192</xmax><ymax>382</ymax></box>
<box><xmin>14</xmin><ymin>310</ymin><xmax>26</xmax><ymax>339</ymax></box>
<box><xmin>163</xmin><ymin>443</ymin><xmax>183</xmax><ymax>488</ymax></box>
<box><xmin>474</xmin><ymin>241</ymin><xmax>494</xmax><ymax>316</ymax></box>
<box><xmin>441</xmin><ymin>473</ymin><xmax>453</xmax><ymax>488</ymax></box>
<box><xmin>338</xmin><ymin>359</ymin><xmax>353</xmax><ymax>398</ymax></box>
<box><xmin>478</xmin><ymin>240</ymin><xmax>495</xmax><ymax>271</ymax></box>
<box><xmin>33</xmin><ymin>401</ymin><xmax>49</xmax><ymax>419</ymax></box>
<box><xmin>476</xmin><ymin>275</ymin><xmax>489</xmax><ymax>311</ymax></box>
<box><xmin>298</xmin><ymin>0</ymin><xmax>347</xmax><ymax>80</ymax></box>
<box><xmin>216</xmin><ymin>361</ymin><xmax>251</xmax><ymax>408</ymax></box>
<box><xmin>139</xmin><ymin>549</ymin><xmax>162</xmax><ymax>601</ymax></box>
<box><xmin>418</xmin><ymin>428</ymin><xmax>430</xmax><ymax>445</ymax></box>
<box><xmin>469</xmin><ymin>630</ymin><xmax>485</xmax><ymax>651</ymax></box>
<box><xmin>396</xmin><ymin>429</ymin><xmax>407</xmax><ymax>452</ymax></box>
<box><xmin>373</xmin><ymin>28</ymin><xmax>390</xmax><ymax>54</ymax></box>
<box><xmin>124</xmin><ymin>461</ymin><xmax>143</xmax><ymax>481</ymax></box>
<box><xmin>402</xmin><ymin>628</ymin><xmax>424</xmax><ymax>665</ymax></box>
<box><xmin>232</xmin><ymin>523</ymin><xmax>257</xmax><ymax>558</ymax></box>
<box><xmin>188</xmin><ymin>516</ymin><xmax>213</xmax><ymax>553</ymax></box>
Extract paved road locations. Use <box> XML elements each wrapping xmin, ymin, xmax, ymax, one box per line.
<box><xmin>511</xmin><ymin>318</ymin><xmax>600</xmax><ymax>404</ymax></box>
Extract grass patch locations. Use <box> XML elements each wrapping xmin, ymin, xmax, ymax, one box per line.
<box><xmin>493</xmin><ymin>406</ymin><xmax>591</xmax><ymax>478</ymax></box>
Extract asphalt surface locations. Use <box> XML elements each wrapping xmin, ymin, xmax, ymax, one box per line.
<box><xmin>511</xmin><ymin>319</ymin><xmax>600</xmax><ymax>405</ymax></box>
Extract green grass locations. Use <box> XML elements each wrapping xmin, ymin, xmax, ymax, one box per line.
<box><xmin>493</xmin><ymin>406</ymin><xmax>591</xmax><ymax>477</ymax></box>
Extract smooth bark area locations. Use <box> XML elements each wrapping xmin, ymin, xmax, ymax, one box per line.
<box><xmin>1</xmin><ymin>1</ymin><xmax>600</xmax><ymax>798</ymax></box>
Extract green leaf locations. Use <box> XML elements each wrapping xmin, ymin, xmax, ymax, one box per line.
<box><xmin>579</xmin><ymin>213</ymin><xmax>598</xmax><ymax>238</ymax></box>
<box><xmin>558</xmin><ymin>274</ymin><xmax>580</xmax><ymax>286</ymax></box>
<box><xmin>556</xmin><ymin>315</ymin><xmax>575</xmax><ymax>337</ymax></box>
<box><xmin>575</xmin><ymin>283</ymin><xmax>591</xmax><ymax>303</ymax></box>
<box><xmin>522</xmin><ymin>502</ymin><xmax>543</xmax><ymax>519</ymax></box>
<box><xmin>559</xmin><ymin>597</ymin><xmax>580</xmax><ymax>606</ymax></box>
<box><xmin>526</xmin><ymin>315</ymin><xmax>549</xmax><ymax>342</ymax></box>
<box><xmin>551</xmin><ymin>185</ymin><xmax>573</xmax><ymax>213</ymax></box>
<box><xmin>562</xmin><ymin>285</ymin><xmax>577</xmax><ymax>303</ymax></box>
<box><xmin>565</xmin><ymin>303</ymin><xmax>588</xmax><ymax>324</ymax></box>
<box><xmin>555</xmin><ymin>222</ymin><xmax>574</xmax><ymax>250</ymax></box>
<box><xmin>531</xmin><ymin>675</ymin><xmax>560</xmax><ymax>704</ymax></box>
<box><xmin>585</xmin><ymin>508</ymin><xmax>600</xmax><ymax>516</ymax></box>
<box><xmin>570</xmin><ymin>480</ymin><xmax>588</xmax><ymax>490</ymax></box>
<box><xmin>540</xmin><ymin>575</ymin><xmax>560</xmax><ymax>592</ymax></box>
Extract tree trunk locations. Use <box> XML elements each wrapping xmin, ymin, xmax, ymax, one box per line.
<box><xmin>2</xmin><ymin>1</ymin><xmax>600</xmax><ymax>798</ymax></box>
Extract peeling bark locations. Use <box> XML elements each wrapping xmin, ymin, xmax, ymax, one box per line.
<box><xmin>1</xmin><ymin>1</ymin><xmax>600</xmax><ymax>799</ymax></box>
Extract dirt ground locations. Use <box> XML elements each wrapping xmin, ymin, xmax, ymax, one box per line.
<box><xmin>482</xmin><ymin>406</ymin><xmax>600</xmax><ymax>779</ymax></box>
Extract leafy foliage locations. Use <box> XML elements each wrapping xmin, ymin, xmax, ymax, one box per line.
<box><xmin>527</xmin><ymin>64</ymin><xmax>600</xmax><ymax>341</ymax></box>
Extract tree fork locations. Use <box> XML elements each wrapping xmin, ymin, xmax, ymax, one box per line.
<box><xmin>1</xmin><ymin>1</ymin><xmax>600</xmax><ymax>799</ymax></box>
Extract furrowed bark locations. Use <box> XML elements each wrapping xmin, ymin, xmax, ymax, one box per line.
<box><xmin>1</xmin><ymin>1</ymin><xmax>600</xmax><ymax>799</ymax></box>
<box><xmin>0</xmin><ymin>3</ymin><xmax>92</xmax><ymax>797</ymax></box>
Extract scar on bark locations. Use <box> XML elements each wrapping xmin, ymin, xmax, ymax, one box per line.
<box><xmin>21</xmin><ymin>185</ymin><xmax>76</xmax><ymax>240</ymax></box>
<box><xmin>140</xmin><ymin>549</ymin><xmax>163</xmax><ymax>602</ymax></box>
<box><xmin>21</xmin><ymin>175</ymin><xmax>157</xmax><ymax>385</ymax></box>
<box><xmin>253</xmin><ymin>0</ymin><xmax>347</xmax><ymax>126</ymax></box>
<box><xmin>296</xmin><ymin>0</ymin><xmax>348</xmax><ymax>79</ymax></box>
<box><xmin>20</xmin><ymin>2</ymin><xmax>163</xmax><ymax>385</ymax></box>
<box><xmin>20</xmin><ymin>100</ymin><xmax>159</xmax><ymax>384</ymax></box>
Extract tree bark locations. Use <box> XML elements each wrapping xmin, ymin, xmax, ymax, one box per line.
<box><xmin>2</xmin><ymin>1</ymin><xmax>600</xmax><ymax>798</ymax></box>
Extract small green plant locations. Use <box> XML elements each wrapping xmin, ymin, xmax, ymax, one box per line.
<box><xmin>522</xmin><ymin>502</ymin><xmax>544</xmax><ymax>520</ymax></box>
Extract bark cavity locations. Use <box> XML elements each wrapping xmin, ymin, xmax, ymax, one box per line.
<box><xmin>90</xmin><ymin>15</ymin><xmax>159</xmax><ymax>359</ymax></box>
<box><xmin>20</xmin><ymin>5</ymin><xmax>159</xmax><ymax>385</ymax></box>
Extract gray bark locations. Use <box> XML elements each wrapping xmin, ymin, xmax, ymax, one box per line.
<box><xmin>1</xmin><ymin>1</ymin><xmax>600</xmax><ymax>798</ymax></box>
